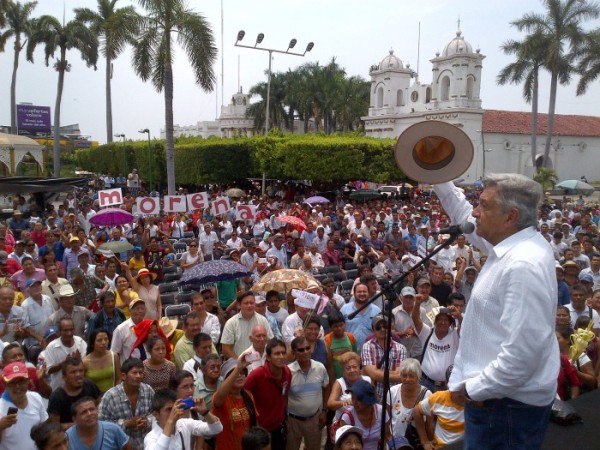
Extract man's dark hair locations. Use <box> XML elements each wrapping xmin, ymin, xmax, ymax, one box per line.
<box><xmin>99</xmin><ymin>290</ymin><xmax>116</xmax><ymax>304</ymax></box>
<box><xmin>169</xmin><ymin>370</ymin><xmax>194</xmax><ymax>391</ymax></box>
<box><xmin>322</xmin><ymin>277</ymin><xmax>334</xmax><ymax>286</ymax></box>
<box><xmin>58</xmin><ymin>317</ymin><xmax>74</xmax><ymax>331</ymax></box>
<box><xmin>265</xmin><ymin>290</ymin><xmax>280</xmax><ymax>301</ymax></box>
<box><xmin>570</xmin><ymin>283</ymin><xmax>587</xmax><ymax>295</ymax></box>
<box><xmin>200</xmin><ymin>289</ymin><xmax>212</xmax><ymax>296</ymax></box>
<box><xmin>291</xmin><ymin>336</ymin><xmax>307</xmax><ymax>352</ymax></box>
<box><xmin>193</xmin><ymin>332</ymin><xmax>212</xmax><ymax>348</ymax></box>
<box><xmin>265</xmin><ymin>338</ymin><xmax>286</xmax><ymax>356</ymax></box>
<box><xmin>71</xmin><ymin>396</ymin><xmax>96</xmax><ymax>418</ymax></box>
<box><xmin>236</xmin><ymin>291</ymin><xmax>255</xmax><ymax>303</ymax></box>
<box><xmin>151</xmin><ymin>388</ymin><xmax>177</xmax><ymax>412</ymax></box>
<box><xmin>183</xmin><ymin>311</ymin><xmax>200</xmax><ymax>327</ymax></box>
<box><xmin>61</xmin><ymin>356</ymin><xmax>83</xmax><ymax>376</ymax></box>
<box><xmin>121</xmin><ymin>357</ymin><xmax>144</xmax><ymax>374</ymax></box>
<box><xmin>448</xmin><ymin>292</ymin><xmax>465</xmax><ymax>304</ymax></box>
<box><xmin>360</xmin><ymin>274</ymin><xmax>376</xmax><ymax>284</ymax></box>
<box><xmin>328</xmin><ymin>310</ymin><xmax>345</xmax><ymax>327</ymax></box>
<box><xmin>305</xmin><ymin>316</ymin><xmax>321</xmax><ymax>329</ymax></box>
<box><xmin>30</xmin><ymin>422</ymin><xmax>63</xmax><ymax>449</ymax></box>
<box><xmin>242</xmin><ymin>426</ymin><xmax>271</xmax><ymax>450</ymax></box>
<box><xmin>2</xmin><ymin>342</ymin><xmax>22</xmax><ymax>363</ymax></box>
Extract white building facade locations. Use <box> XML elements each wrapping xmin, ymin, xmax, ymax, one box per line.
<box><xmin>363</xmin><ymin>30</ymin><xmax>600</xmax><ymax>183</ymax></box>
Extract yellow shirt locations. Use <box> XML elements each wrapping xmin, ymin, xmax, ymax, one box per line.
<box><xmin>128</xmin><ymin>257</ymin><xmax>146</xmax><ymax>272</ymax></box>
<box><xmin>115</xmin><ymin>289</ymin><xmax>140</xmax><ymax>319</ymax></box>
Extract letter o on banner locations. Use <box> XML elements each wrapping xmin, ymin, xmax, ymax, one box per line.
<box><xmin>137</xmin><ymin>197</ymin><xmax>160</xmax><ymax>216</ymax></box>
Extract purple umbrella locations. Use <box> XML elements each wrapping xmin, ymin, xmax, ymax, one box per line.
<box><xmin>89</xmin><ymin>208</ymin><xmax>134</xmax><ymax>227</ymax></box>
<box><xmin>179</xmin><ymin>259</ymin><xmax>251</xmax><ymax>287</ymax></box>
<box><xmin>305</xmin><ymin>195</ymin><xmax>331</xmax><ymax>204</ymax></box>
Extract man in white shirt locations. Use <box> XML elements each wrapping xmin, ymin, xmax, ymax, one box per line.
<box><xmin>0</xmin><ymin>362</ymin><xmax>48</xmax><ymax>450</ymax></box>
<box><xmin>43</xmin><ymin>317</ymin><xmax>87</xmax><ymax>390</ymax></box>
<box><xmin>435</xmin><ymin>173</ymin><xmax>558</xmax><ymax>448</ymax></box>
<box><xmin>41</xmin><ymin>263</ymin><xmax>68</xmax><ymax>310</ymax></box>
<box><xmin>110</xmin><ymin>299</ymin><xmax>147</xmax><ymax>360</ymax></box>
<box><xmin>198</xmin><ymin>224</ymin><xmax>220</xmax><ymax>260</ymax></box>
<box><xmin>244</xmin><ymin>324</ymin><xmax>268</xmax><ymax>373</ymax></box>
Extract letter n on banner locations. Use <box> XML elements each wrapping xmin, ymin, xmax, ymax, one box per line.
<box><xmin>211</xmin><ymin>197</ymin><xmax>230</xmax><ymax>216</ymax></box>
<box><xmin>187</xmin><ymin>193</ymin><xmax>209</xmax><ymax>212</ymax></box>
<box><xmin>98</xmin><ymin>188</ymin><xmax>123</xmax><ymax>208</ymax></box>
<box><xmin>137</xmin><ymin>197</ymin><xmax>160</xmax><ymax>216</ymax></box>
<box><xmin>164</xmin><ymin>195</ymin><xmax>187</xmax><ymax>213</ymax></box>
<box><xmin>236</xmin><ymin>205</ymin><xmax>256</xmax><ymax>221</ymax></box>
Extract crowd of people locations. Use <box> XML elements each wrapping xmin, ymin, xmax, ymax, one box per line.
<box><xmin>0</xmin><ymin>177</ymin><xmax>599</xmax><ymax>450</ymax></box>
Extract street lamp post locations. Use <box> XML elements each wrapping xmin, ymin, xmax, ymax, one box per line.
<box><xmin>114</xmin><ymin>133</ymin><xmax>127</xmax><ymax>175</ymax></box>
<box><xmin>235</xmin><ymin>31</ymin><xmax>314</xmax><ymax>195</ymax></box>
<box><xmin>139</xmin><ymin>129</ymin><xmax>152</xmax><ymax>193</ymax></box>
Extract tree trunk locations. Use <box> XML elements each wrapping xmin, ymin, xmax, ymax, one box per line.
<box><xmin>543</xmin><ymin>72</ymin><xmax>558</xmax><ymax>168</ymax></box>
<box><xmin>106</xmin><ymin>54</ymin><xmax>113</xmax><ymax>143</ymax></box>
<box><xmin>164</xmin><ymin>62</ymin><xmax>175</xmax><ymax>195</ymax></box>
<box><xmin>10</xmin><ymin>37</ymin><xmax>21</xmax><ymax>135</ymax></box>
<box><xmin>531</xmin><ymin>66</ymin><xmax>539</xmax><ymax>171</ymax></box>
<box><xmin>53</xmin><ymin>49</ymin><xmax>67</xmax><ymax>176</ymax></box>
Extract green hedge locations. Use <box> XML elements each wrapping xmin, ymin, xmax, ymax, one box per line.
<box><xmin>76</xmin><ymin>134</ymin><xmax>404</xmax><ymax>185</ymax></box>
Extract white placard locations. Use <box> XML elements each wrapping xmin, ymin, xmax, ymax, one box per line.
<box><xmin>136</xmin><ymin>197</ymin><xmax>160</xmax><ymax>215</ymax></box>
<box><xmin>211</xmin><ymin>196</ymin><xmax>231</xmax><ymax>216</ymax></box>
<box><xmin>98</xmin><ymin>188</ymin><xmax>123</xmax><ymax>207</ymax></box>
<box><xmin>164</xmin><ymin>195</ymin><xmax>187</xmax><ymax>213</ymax></box>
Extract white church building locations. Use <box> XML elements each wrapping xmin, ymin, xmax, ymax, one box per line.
<box><xmin>363</xmin><ymin>30</ymin><xmax>600</xmax><ymax>183</ymax></box>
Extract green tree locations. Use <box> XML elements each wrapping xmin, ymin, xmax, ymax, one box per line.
<box><xmin>0</xmin><ymin>0</ymin><xmax>38</xmax><ymax>134</ymax></box>
<box><xmin>533</xmin><ymin>167</ymin><xmax>558</xmax><ymax>192</ymax></box>
<box><xmin>132</xmin><ymin>0</ymin><xmax>217</xmax><ymax>195</ymax></box>
<box><xmin>512</xmin><ymin>0</ymin><xmax>600</xmax><ymax>168</ymax></box>
<box><xmin>498</xmin><ymin>30</ymin><xmax>546</xmax><ymax>170</ymax></box>
<box><xmin>576</xmin><ymin>28</ymin><xmax>600</xmax><ymax>95</ymax></box>
<box><xmin>74</xmin><ymin>0</ymin><xmax>140</xmax><ymax>143</ymax></box>
<box><xmin>26</xmin><ymin>16</ymin><xmax>98</xmax><ymax>176</ymax></box>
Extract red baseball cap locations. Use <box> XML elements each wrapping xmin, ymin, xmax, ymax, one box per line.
<box><xmin>3</xmin><ymin>362</ymin><xmax>29</xmax><ymax>383</ymax></box>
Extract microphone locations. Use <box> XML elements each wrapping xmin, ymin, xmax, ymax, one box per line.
<box><xmin>438</xmin><ymin>222</ymin><xmax>475</xmax><ymax>235</ymax></box>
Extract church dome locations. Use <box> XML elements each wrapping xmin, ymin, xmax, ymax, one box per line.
<box><xmin>380</xmin><ymin>49</ymin><xmax>403</xmax><ymax>70</ymax></box>
<box><xmin>442</xmin><ymin>31</ymin><xmax>473</xmax><ymax>57</ymax></box>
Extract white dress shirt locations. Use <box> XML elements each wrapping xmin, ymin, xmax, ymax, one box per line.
<box><xmin>435</xmin><ymin>182</ymin><xmax>559</xmax><ymax>406</ymax></box>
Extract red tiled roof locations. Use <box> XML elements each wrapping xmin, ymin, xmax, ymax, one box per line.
<box><xmin>482</xmin><ymin>110</ymin><xmax>600</xmax><ymax>137</ymax></box>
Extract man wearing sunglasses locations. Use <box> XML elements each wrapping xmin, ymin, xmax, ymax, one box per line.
<box><xmin>362</xmin><ymin>314</ymin><xmax>407</xmax><ymax>403</ymax></box>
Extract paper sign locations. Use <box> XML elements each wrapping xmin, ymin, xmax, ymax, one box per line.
<box><xmin>236</xmin><ymin>205</ymin><xmax>256</xmax><ymax>221</ymax></box>
<box><xmin>98</xmin><ymin>188</ymin><xmax>123</xmax><ymax>208</ymax></box>
<box><xmin>136</xmin><ymin>197</ymin><xmax>160</xmax><ymax>215</ymax></box>
<box><xmin>211</xmin><ymin>196</ymin><xmax>231</xmax><ymax>216</ymax></box>
<box><xmin>292</xmin><ymin>289</ymin><xmax>320</xmax><ymax>309</ymax></box>
<box><xmin>187</xmin><ymin>192</ymin><xmax>209</xmax><ymax>211</ymax></box>
<box><xmin>164</xmin><ymin>195</ymin><xmax>187</xmax><ymax>213</ymax></box>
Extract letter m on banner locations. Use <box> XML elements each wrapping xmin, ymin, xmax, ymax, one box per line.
<box><xmin>98</xmin><ymin>188</ymin><xmax>123</xmax><ymax>208</ymax></box>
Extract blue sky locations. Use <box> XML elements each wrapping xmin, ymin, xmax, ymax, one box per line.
<box><xmin>1</xmin><ymin>0</ymin><xmax>599</xmax><ymax>143</ymax></box>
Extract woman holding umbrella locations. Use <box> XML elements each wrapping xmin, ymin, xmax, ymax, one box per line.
<box><xmin>124</xmin><ymin>265</ymin><xmax>162</xmax><ymax>320</ymax></box>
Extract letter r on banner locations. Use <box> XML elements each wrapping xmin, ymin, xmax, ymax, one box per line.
<box><xmin>187</xmin><ymin>192</ymin><xmax>208</xmax><ymax>211</ymax></box>
<box><xmin>236</xmin><ymin>205</ymin><xmax>256</xmax><ymax>221</ymax></box>
<box><xmin>98</xmin><ymin>188</ymin><xmax>123</xmax><ymax>207</ymax></box>
<box><xmin>164</xmin><ymin>195</ymin><xmax>187</xmax><ymax>213</ymax></box>
<box><xmin>137</xmin><ymin>197</ymin><xmax>160</xmax><ymax>216</ymax></box>
<box><xmin>211</xmin><ymin>197</ymin><xmax>230</xmax><ymax>216</ymax></box>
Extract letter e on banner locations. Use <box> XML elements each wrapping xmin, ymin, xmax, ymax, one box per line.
<box><xmin>236</xmin><ymin>205</ymin><xmax>256</xmax><ymax>221</ymax></box>
<box><xmin>137</xmin><ymin>197</ymin><xmax>160</xmax><ymax>216</ymax></box>
<box><xmin>187</xmin><ymin>193</ymin><xmax>208</xmax><ymax>211</ymax></box>
<box><xmin>211</xmin><ymin>196</ymin><xmax>230</xmax><ymax>216</ymax></box>
<box><xmin>164</xmin><ymin>195</ymin><xmax>187</xmax><ymax>213</ymax></box>
<box><xmin>98</xmin><ymin>188</ymin><xmax>123</xmax><ymax>208</ymax></box>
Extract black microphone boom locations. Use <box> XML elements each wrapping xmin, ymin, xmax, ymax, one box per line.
<box><xmin>438</xmin><ymin>222</ymin><xmax>475</xmax><ymax>235</ymax></box>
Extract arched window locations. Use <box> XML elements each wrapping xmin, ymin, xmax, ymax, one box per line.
<box><xmin>376</xmin><ymin>86</ymin><xmax>384</xmax><ymax>108</ymax></box>
<box><xmin>466</xmin><ymin>75</ymin><xmax>475</xmax><ymax>99</ymax></box>
<box><xmin>441</xmin><ymin>76</ymin><xmax>450</xmax><ymax>101</ymax></box>
<box><xmin>425</xmin><ymin>87</ymin><xmax>432</xmax><ymax>103</ymax></box>
<box><xmin>396</xmin><ymin>89</ymin><xmax>404</xmax><ymax>106</ymax></box>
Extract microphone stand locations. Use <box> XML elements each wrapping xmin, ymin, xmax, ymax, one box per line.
<box><xmin>346</xmin><ymin>233</ymin><xmax>462</xmax><ymax>450</ymax></box>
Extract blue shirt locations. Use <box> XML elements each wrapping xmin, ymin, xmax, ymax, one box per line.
<box><xmin>66</xmin><ymin>420</ymin><xmax>129</xmax><ymax>450</ymax></box>
<box><xmin>340</xmin><ymin>302</ymin><xmax>381</xmax><ymax>349</ymax></box>
<box><xmin>557</xmin><ymin>280</ymin><xmax>571</xmax><ymax>306</ymax></box>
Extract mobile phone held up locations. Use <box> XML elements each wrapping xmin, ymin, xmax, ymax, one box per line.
<box><xmin>181</xmin><ymin>397</ymin><xmax>195</xmax><ymax>410</ymax></box>
<box><xmin>244</xmin><ymin>351</ymin><xmax>261</xmax><ymax>363</ymax></box>
<box><xmin>7</xmin><ymin>407</ymin><xmax>18</xmax><ymax>415</ymax></box>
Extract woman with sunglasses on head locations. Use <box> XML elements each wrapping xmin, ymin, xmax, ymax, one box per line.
<box><xmin>180</xmin><ymin>239</ymin><xmax>203</xmax><ymax>273</ymax></box>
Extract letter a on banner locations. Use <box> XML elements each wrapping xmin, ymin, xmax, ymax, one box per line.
<box><xmin>164</xmin><ymin>195</ymin><xmax>187</xmax><ymax>213</ymax></box>
<box><xmin>236</xmin><ymin>205</ymin><xmax>256</xmax><ymax>221</ymax></box>
<box><xmin>187</xmin><ymin>192</ymin><xmax>209</xmax><ymax>212</ymax></box>
<box><xmin>137</xmin><ymin>197</ymin><xmax>160</xmax><ymax>216</ymax></box>
<box><xmin>98</xmin><ymin>188</ymin><xmax>123</xmax><ymax>208</ymax></box>
<box><xmin>211</xmin><ymin>196</ymin><xmax>230</xmax><ymax>216</ymax></box>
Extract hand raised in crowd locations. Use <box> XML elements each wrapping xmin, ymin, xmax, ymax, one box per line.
<box><xmin>0</xmin><ymin>412</ymin><xmax>17</xmax><ymax>430</ymax></box>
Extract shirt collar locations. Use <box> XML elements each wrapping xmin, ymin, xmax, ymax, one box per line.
<box><xmin>491</xmin><ymin>226</ymin><xmax>538</xmax><ymax>259</ymax></box>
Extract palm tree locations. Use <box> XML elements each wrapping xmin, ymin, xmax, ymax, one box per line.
<box><xmin>498</xmin><ymin>30</ymin><xmax>546</xmax><ymax>170</ymax></box>
<box><xmin>75</xmin><ymin>0</ymin><xmax>140</xmax><ymax>143</ymax></box>
<box><xmin>576</xmin><ymin>28</ymin><xmax>600</xmax><ymax>95</ymax></box>
<box><xmin>0</xmin><ymin>0</ymin><xmax>38</xmax><ymax>135</ymax></box>
<box><xmin>26</xmin><ymin>16</ymin><xmax>98</xmax><ymax>176</ymax></box>
<box><xmin>132</xmin><ymin>0</ymin><xmax>217</xmax><ymax>195</ymax></box>
<box><xmin>512</xmin><ymin>0</ymin><xmax>600</xmax><ymax>168</ymax></box>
